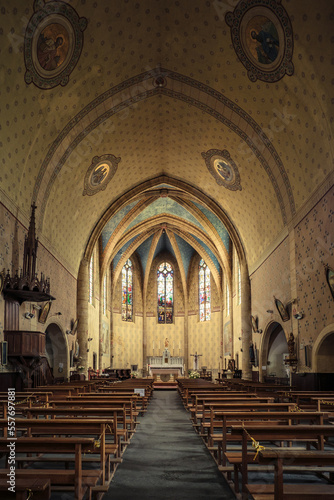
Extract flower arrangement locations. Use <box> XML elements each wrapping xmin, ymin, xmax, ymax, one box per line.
<box><xmin>188</xmin><ymin>370</ymin><xmax>200</xmax><ymax>379</ymax></box>
<box><xmin>131</xmin><ymin>372</ymin><xmax>138</xmax><ymax>378</ymax></box>
<box><xmin>76</xmin><ymin>365</ymin><xmax>85</xmax><ymax>372</ymax></box>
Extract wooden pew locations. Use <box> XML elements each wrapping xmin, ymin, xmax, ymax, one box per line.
<box><xmin>191</xmin><ymin>395</ymin><xmax>274</xmax><ymax>427</ymax></box>
<box><xmin>206</xmin><ymin>410</ymin><xmax>325</xmax><ymax>464</ymax></box>
<box><xmin>43</xmin><ymin>398</ymin><xmax>137</xmax><ymax>436</ymax></box>
<box><xmin>194</xmin><ymin>402</ymin><xmax>297</xmax><ymax>433</ymax></box>
<box><xmin>247</xmin><ymin>449</ymin><xmax>334</xmax><ymax>500</ymax></box>
<box><xmin>22</xmin><ymin>406</ymin><xmax>129</xmax><ymax>450</ymax></box>
<box><xmin>0</xmin><ymin>418</ymin><xmax>119</xmax><ymax>484</ymax></box>
<box><xmin>229</xmin><ymin>424</ymin><xmax>334</xmax><ymax>500</ymax></box>
<box><xmin>0</xmin><ymin>436</ymin><xmax>101</xmax><ymax>500</ymax></box>
<box><xmin>0</xmin><ymin>476</ymin><xmax>51</xmax><ymax>500</ymax></box>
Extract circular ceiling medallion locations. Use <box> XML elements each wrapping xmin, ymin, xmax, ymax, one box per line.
<box><xmin>202</xmin><ymin>149</ymin><xmax>242</xmax><ymax>191</ymax></box>
<box><xmin>225</xmin><ymin>0</ymin><xmax>293</xmax><ymax>82</ymax></box>
<box><xmin>83</xmin><ymin>155</ymin><xmax>121</xmax><ymax>196</ymax></box>
<box><xmin>24</xmin><ymin>0</ymin><xmax>87</xmax><ymax>89</ymax></box>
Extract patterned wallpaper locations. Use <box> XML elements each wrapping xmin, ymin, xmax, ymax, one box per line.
<box><xmin>250</xmin><ymin>185</ymin><xmax>334</xmax><ymax>371</ymax></box>
<box><xmin>250</xmin><ymin>236</ymin><xmax>291</xmax><ymax>324</ymax></box>
<box><xmin>295</xmin><ymin>186</ymin><xmax>334</xmax><ymax>346</ymax></box>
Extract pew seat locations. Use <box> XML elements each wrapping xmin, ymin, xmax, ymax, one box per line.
<box><xmin>0</xmin><ymin>476</ymin><xmax>51</xmax><ymax>500</ymax></box>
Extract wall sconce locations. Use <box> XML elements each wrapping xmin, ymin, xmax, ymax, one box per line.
<box><xmin>24</xmin><ymin>312</ymin><xmax>35</xmax><ymax>319</ymax></box>
<box><xmin>88</xmin><ymin>338</ymin><xmax>93</xmax><ymax>342</ymax></box>
<box><xmin>49</xmin><ymin>312</ymin><xmax>62</xmax><ymax>318</ymax></box>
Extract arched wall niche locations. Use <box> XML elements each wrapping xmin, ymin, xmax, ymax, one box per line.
<box><xmin>259</xmin><ymin>320</ymin><xmax>289</xmax><ymax>382</ymax></box>
<box><xmin>45</xmin><ymin>322</ymin><xmax>69</xmax><ymax>378</ymax></box>
<box><xmin>312</xmin><ymin>323</ymin><xmax>334</xmax><ymax>373</ymax></box>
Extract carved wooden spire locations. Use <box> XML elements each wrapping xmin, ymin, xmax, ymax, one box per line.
<box><xmin>22</xmin><ymin>202</ymin><xmax>38</xmax><ymax>281</ymax></box>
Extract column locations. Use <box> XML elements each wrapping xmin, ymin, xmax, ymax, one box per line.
<box><xmin>77</xmin><ymin>257</ymin><xmax>89</xmax><ymax>378</ymax></box>
<box><xmin>241</xmin><ymin>261</ymin><xmax>252</xmax><ymax>380</ymax></box>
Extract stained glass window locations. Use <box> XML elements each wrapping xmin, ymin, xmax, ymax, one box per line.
<box><xmin>122</xmin><ymin>259</ymin><xmax>133</xmax><ymax>321</ymax></box>
<box><xmin>157</xmin><ymin>262</ymin><xmax>173</xmax><ymax>324</ymax></box>
<box><xmin>199</xmin><ymin>259</ymin><xmax>211</xmax><ymax>321</ymax></box>
<box><xmin>89</xmin><ymin>254</ymin><xmax>94</xmax><ymax>304</ymax></box>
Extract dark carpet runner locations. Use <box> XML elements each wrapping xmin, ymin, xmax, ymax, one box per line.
<box><xmin>104</xmin><ymin>389</ymin><xmax>236</xmax><ymax>500</ymax></box>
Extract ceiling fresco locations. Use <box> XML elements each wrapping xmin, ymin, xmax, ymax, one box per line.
<box><xmin>0</xmin><ymin>0</ymin><xmax>333</xmax><ymax>280</ymax></box>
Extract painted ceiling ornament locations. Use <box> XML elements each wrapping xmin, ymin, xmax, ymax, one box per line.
<box><xmin>201</xmin><ymin>149</ymin><xmax>242</xmax><ymax>191</ymax></box>
<box><xmin>24</xmin><ymin>0</ymin><xmax>87</xmax><ymax>89</ymax></box>
<box><xmin>83</xmin><ymin>154</ymin><xmax>121</xmax><ymax>196</ymax></box>
<box><xmin>225</xmin><ymin>0</ymin><xmax>293</xmax><ymax>82</ymax></box>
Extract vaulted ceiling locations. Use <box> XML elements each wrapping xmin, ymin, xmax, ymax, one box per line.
<box><xmin>0</xmin><ymin>0</ymin><xmax>333</xmax><ymax>279</ymax></box>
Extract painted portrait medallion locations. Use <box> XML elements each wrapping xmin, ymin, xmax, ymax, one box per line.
<box><xmin>36</xmin><ymin>22</ymin><xmax>70</xmax><ymax>73</ymax></box>
<box><xmin>83</xmin><ymin>155</ymin><xmax>121</xmax><ymax>196</ymax></box>
<box><xmin>202</xmin><ymin>149</ymin><xmax>241</xmax><ymax>191</ymax></box>
<box><xmin>225</xmin><ymin>0</ymin><xmax>293</xmax><ymax>82</ymax></box>
<box><xmin>24</xmin><ymin>1</ymin><xmax>87</xmax><ymax>89</ymax></box>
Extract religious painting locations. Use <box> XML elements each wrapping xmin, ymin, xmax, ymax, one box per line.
<box><xmin>72</xmin><ymin>318</ymin><xmax>79</xmax><ymax>335</ymax></box>
<box><xmin>224</xmin><ymin>321</ymin><xmax>232</xmax><ymax>357</ymax></box>
<box><xmin>251</xmin><ymin>315</ymin><xmax>258</xmax><ymax>333</ymax></box>
<box><xmin>246</xmin><ymin>16</ymin><xmax>279</xmax><ymax>65</ymax></box>
<box><xmin>24</xmin><ymin>1</ymin><xmax>87</xmax><ymax>89</ymax></box>
<box><xmin>83</xmin><ymin>155</ymin><xmax>121</xmax><ymax>196</ymax></box>
<box><xmin>38</xmin><ymin>301</ymin><xmax>51</xmax><ymax>324</ymax></box>
<box><xmin>325</xmin><ymin>264</ymin><xmax>334</xmax><ymax>300</ymax></box>
<box><xmin>274</xmin><ymin>296</ymin><xmax>289</xmax><ymax>322</ymax></box>
<box><xmin>225</xmin><ymin>1</ymin><xmax>294</xmax><ymax>82</ymax></box>
<box><xmin>36</xmin><ymin>23</ymin><xmax>70</xmax><ymax>72</ymax></box>
<box><xmin>202</xmin><ymin>149</ymin><xmax>242</xmax><ymax>191</ymax></box>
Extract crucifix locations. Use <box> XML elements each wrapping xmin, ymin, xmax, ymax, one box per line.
<box><xmin>190</xmin><ymin>352</ymin><xmax>202</xmax><ymax>370</ymax></box>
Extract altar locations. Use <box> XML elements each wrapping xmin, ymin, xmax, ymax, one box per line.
<box><xmin>147</xmin><ymin>348</ymin><xmax>184</xmax><ymax>382</ymax></box>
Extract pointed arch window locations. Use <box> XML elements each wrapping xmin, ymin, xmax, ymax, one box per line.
<box><xmin>199</xmin><ymin>259</ymin><xmax>211</xmax><ymax>321</ymax></box>
<box><xmin>122</xmin><ymin>259</ymin><xmax>133</xmax><ymax>321</ymax></box>
<box><xmin>157</xmin><ymin>262</ymin><xmax>173</xmax><ymax>324</ymax></box>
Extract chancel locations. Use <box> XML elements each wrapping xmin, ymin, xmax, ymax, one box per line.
<box><xmin>0</xmin><ymin>1</ymin><xmax>333</xmax><ymax>499</ymax></box>
<box><xmin>148</xmin><ymin>340</ymin><xmax>184</xmax><ymax>382</ymax></box>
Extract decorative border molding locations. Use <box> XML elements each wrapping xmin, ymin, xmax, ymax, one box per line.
<box><xmin>225</xmin><ymin>0</ymin><xmax>293</xmax><ymax>82</ymax></box>
<box><xmin>24</xmin><ymin>0</ymin><xmax>87</xmax><ymax>89</ymax></box>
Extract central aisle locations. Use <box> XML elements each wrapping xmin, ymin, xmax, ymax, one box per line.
<box><xmin>104</xmin><ymin>389</ymin><xmax>236</xmax><ymax>500</ymax></box>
